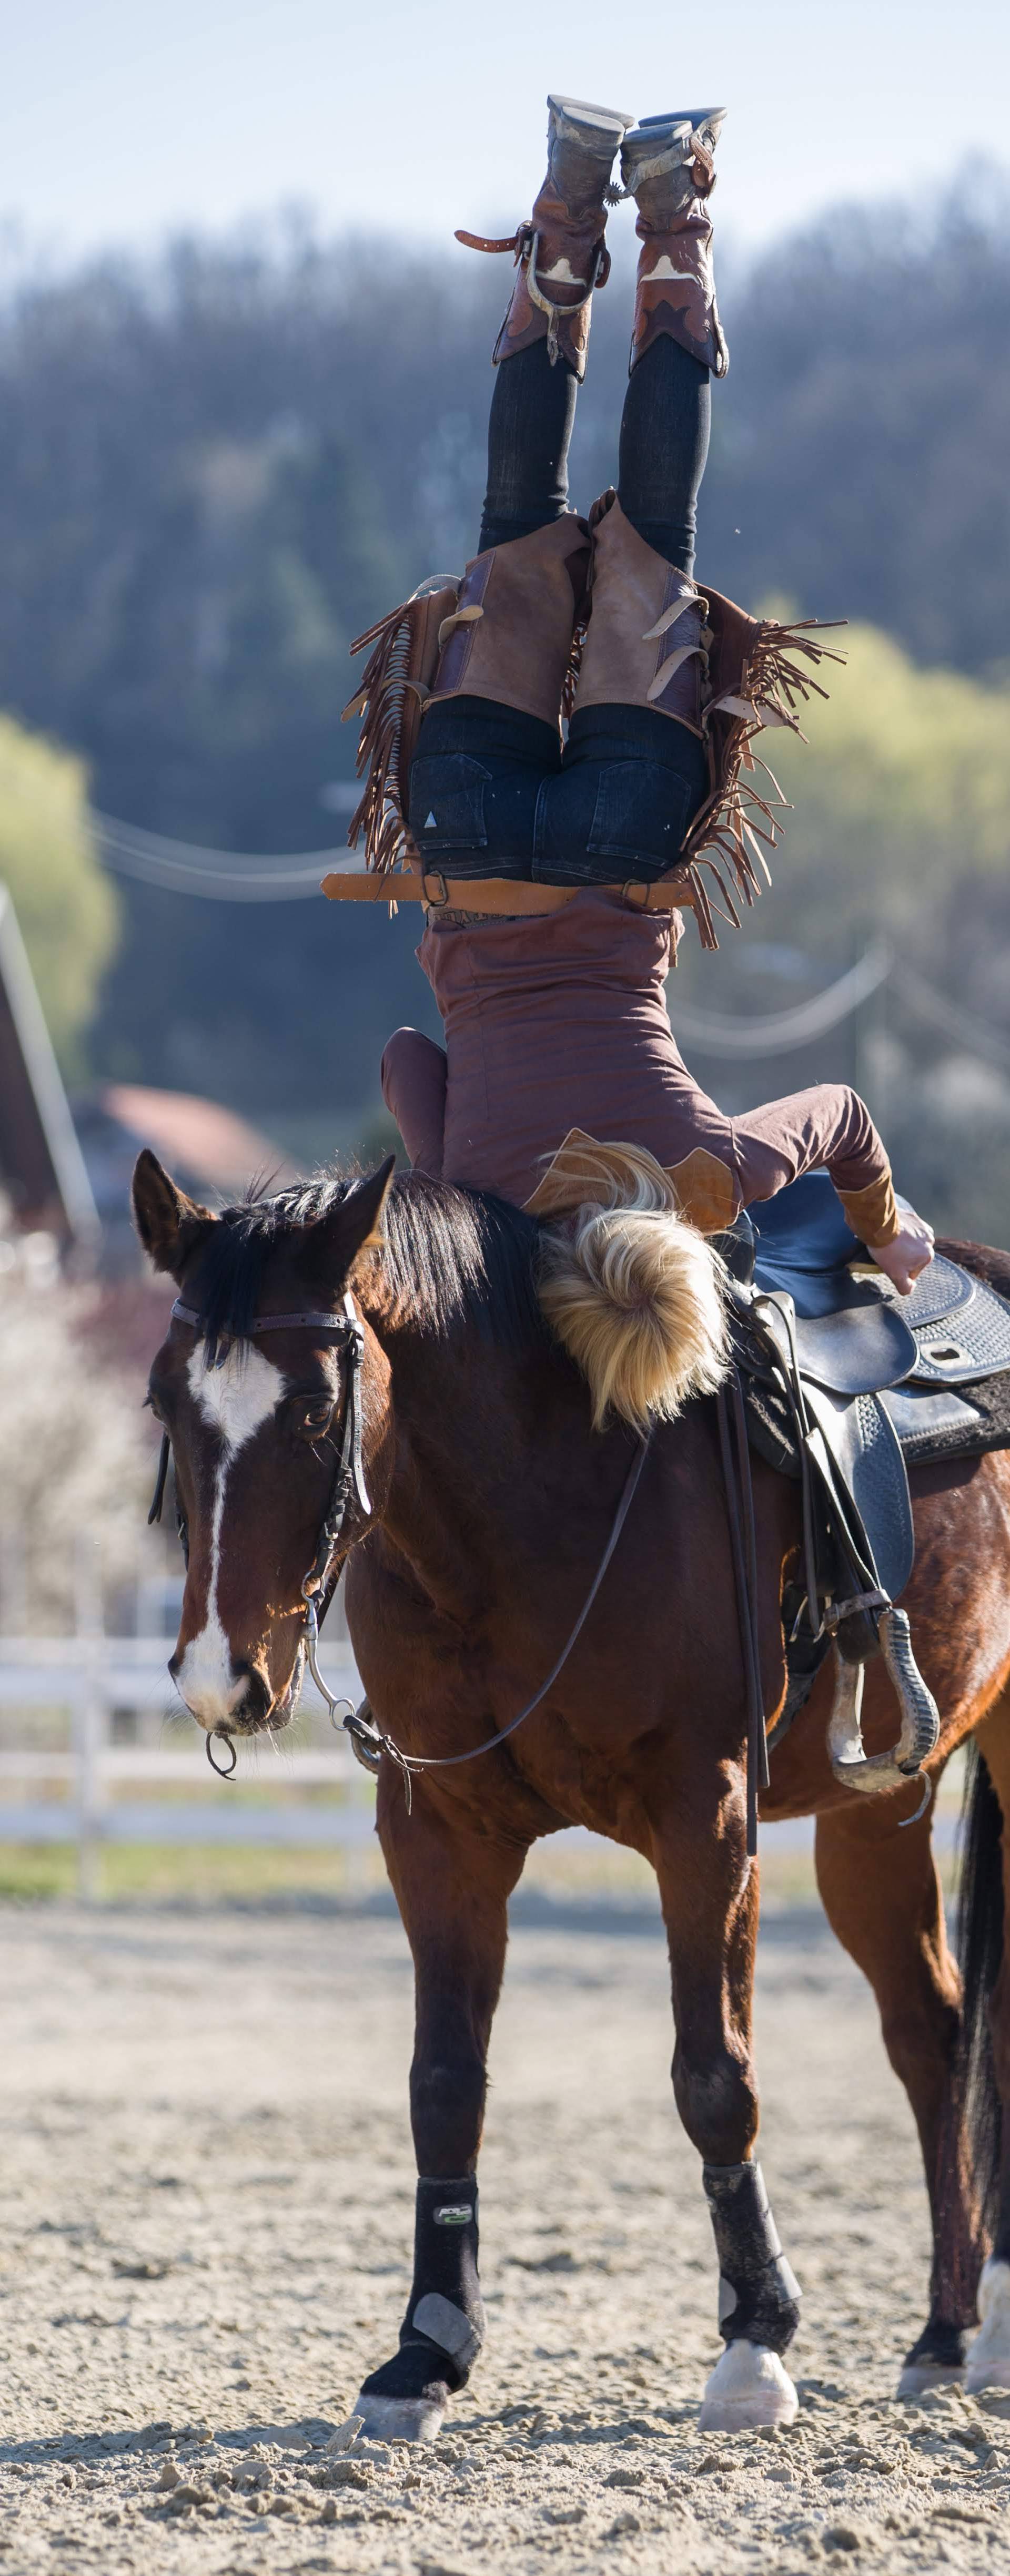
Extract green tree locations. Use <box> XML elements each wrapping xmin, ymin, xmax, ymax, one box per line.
<box><xmin>761</xmin><ymin>619</ymin><xmax>1010</xmax><ymax>946</ymax></box>
<box><xmin>0</xmin><ymin>712</ymin><xmax>118</xmax><ymax>1070</ymax></box>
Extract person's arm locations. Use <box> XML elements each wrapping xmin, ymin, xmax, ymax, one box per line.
<box><xmin>730</xmin><ymin>1084</ymin><xmax>934</xmax><ymax>1296</ymax></box>
<box><xmin>830</xmin><ymin>1169</ymin><xmax>934</xmax><ymax>1296</ymax></box>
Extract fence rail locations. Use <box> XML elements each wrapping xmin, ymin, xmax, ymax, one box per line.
<box><xmin>0</xmin><ymin>1637</ymin><xmax>373</xmax><ymax>1889</ymax></box>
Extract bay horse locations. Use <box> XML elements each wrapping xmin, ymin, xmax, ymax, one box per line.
<box><xmin>132</xmin><ymin>1145</ymin><xmax>1010</xmax><ymax>2440</ymax></box>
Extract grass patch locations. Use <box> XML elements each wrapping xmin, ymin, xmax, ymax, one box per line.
<box><xmin>0</xmin><ymin>1838</ymin><xmax>386</xmax><ymax>1905</ymax></box>
<box><xmin>0</xmin><ymin>1842</ymin><xmax>79</xmax><ymax>1901</ymax></box>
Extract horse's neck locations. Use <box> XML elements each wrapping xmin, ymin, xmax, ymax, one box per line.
<box><xmin>362</xmin><ymin>1308</ymin><xmax>522</xmax><ymax>1622</ymax></box>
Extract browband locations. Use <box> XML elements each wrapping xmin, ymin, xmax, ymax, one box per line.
<box><xmin>170</xmin><ymin>1292</ymin><xmax>359</xmax><ymax>1337</ymax></box>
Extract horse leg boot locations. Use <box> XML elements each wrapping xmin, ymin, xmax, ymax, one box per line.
<box><xmin>354</xmin><ymin>1785</ymin><xmax>528</xmax><ymax>2440</ymax></box>
<box><xmin>460</xmin><ymin>94</ymin><xmax>631</xmax><ymax>379</ymax></box>
<box><xmin>652</xmin><ymin>1776</ymin><xmax>802</xmax><ymax>2430</ymax></box>
<box><xmin>814</xmin><ymin>1785</ymin><xmax>981</xmax><ymax>2393</ymax></box>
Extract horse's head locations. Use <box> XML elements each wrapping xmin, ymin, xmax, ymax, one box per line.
<box><xmin>132</xmin><ymin>1149</ymin><xmax>396</xmax><ymax>1738</ymax></box>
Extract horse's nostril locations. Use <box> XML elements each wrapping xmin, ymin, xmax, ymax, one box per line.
<box><xmin>167</xmin><ymin>1651</ymin><xmax>181</xmax><ymax>1681</ymax></box>
<box><xmin>231</xmin><ymin>1661</ymin><xmax>272</xmax><ymax>1721</ymax></box>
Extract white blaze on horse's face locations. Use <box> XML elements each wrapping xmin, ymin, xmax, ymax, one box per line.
<box><xmin>174</xmin><ymin>1341</ymin><xmax>287</xmax><ymax>1726</ymax></box>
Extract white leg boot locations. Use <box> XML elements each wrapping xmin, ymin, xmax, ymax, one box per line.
<box><xmin>700</xmin><ymin>2338</ymin><xmax>799</xmax><ymax>2432</ymax></box>
<box><xmin>966</xmin><ymin>2258</ymin><xmax>1010</xmax><ymax>2394</ymax></box>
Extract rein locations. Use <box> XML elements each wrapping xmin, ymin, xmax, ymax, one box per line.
<box><xmin>715</xmin><ymin>1365</ymin><xmax>770</xmax><ymax>1858</ymax></box>
<box><xmin>150</xmin><ymin>1290</ymin><xmax>652</xmax><ymax>1801</ymax></box>
<box><xmin>332</xmin><ymin>1432</ymin><xmax>651</xmax><ymax>1813</ymax></box>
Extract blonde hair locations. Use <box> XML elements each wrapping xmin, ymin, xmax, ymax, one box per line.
<box><xmin>536</xmin><ymin>1142</ymin><xmax>729</xmax><ymax>1432</ymax></box>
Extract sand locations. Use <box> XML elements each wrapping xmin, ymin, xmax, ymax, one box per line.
<box><xmin>1</xmin><ymin>1889</ymin><xmax>1008</xmax><ymax>2575</ymax></box>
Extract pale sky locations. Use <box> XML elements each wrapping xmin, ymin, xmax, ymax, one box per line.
<box><xmin>1</xmin><ymin>0</ymin><xmax>1008</xmax><ymax>270</ymax></box>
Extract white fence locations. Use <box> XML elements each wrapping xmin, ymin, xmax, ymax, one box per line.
<box><xmin>0</xmin><ymin>1635</ymin><xmax>375</xmax><ymax>1892</ymax></box>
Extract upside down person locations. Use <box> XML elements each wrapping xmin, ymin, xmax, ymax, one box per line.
<box><xmin>343</xmin><ymin>97</ymin><xmax>934</xmax><ymax>1299</ymax></box>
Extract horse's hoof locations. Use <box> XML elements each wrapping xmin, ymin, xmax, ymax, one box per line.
<box><xmin>699</xmin><ymin>2339</ymin><xmax>798</xmax><ymax>2432</ymax></box>
<box><xmin>897</xmin><ymin>2360</ymin><xmax>966</xmax><ymax>2398</ymax></box>
<box><xmin>352</xmin><ymin>2391</ymin><xmax>446</xmax><ymax>2442</ymax></box>
<box><xmin>966</xmin><ymin>2259</ymin><xmax>1010</xmax><ymax>2394</ymax></box>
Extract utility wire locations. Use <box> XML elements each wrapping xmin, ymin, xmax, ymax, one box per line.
<box><xmin>88</xmin><ymin>808</ymin><xmax>1010</xmax><ymax>1077</ymax></box>
<box><xmin>90</xmin><ymin>803</ymin><xmax>361</xmax><ymax>902</ymax></box>
<box><xmin>671</xmin><ymin>942</ymin><xmax>894</xmax><ymax>1055</ymax></box>
<box><xmin>892</xmin><ymin>961</ymin><xmax>1010</xmax><ymax>1077</ymax></box>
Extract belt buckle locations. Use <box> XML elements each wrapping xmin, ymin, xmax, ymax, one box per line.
<box><xmin>421</xmin><ymin>870</ymin><xmax>449</xmax><ymax>909</ymax></box>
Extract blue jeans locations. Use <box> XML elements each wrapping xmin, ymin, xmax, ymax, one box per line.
<box><xmin>409</xmin><ymin>335</ymin><xmax>712</xmax><ymax>884</ymax></box>
<box><xmin>479</xmin><ymin>335</ymin><xmax>711</xmax><ymax>575</ymax></box>
<box><xmin>410</xmin><ymin>698</ymin><xmax>709</xmax><ymax>885</ymax></box>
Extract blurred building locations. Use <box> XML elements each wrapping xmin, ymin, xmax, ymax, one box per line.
<box><xmin>74</xmin><ymin>1082</ymin><xmax>299</xmax><ymax>1273</ymax></box>
<box><xmin>0</xmin><ymin>877</ymin><xmax>298</xmax><ymax>1277</ymax></box>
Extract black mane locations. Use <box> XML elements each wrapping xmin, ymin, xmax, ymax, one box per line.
<box><xmin>188</xmin><ymin>1168</ymin><xmax>546</xmax><ymax>1357</ymax></box>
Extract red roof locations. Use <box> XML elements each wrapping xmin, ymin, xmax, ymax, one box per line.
<box><xmin>99</xmin><ymin>1084</ymin><xmax>298</xmax><ymax>1197</ymax></box>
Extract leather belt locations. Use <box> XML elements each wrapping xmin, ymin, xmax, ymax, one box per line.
<box><xmin>320</xmin><ymin>869</ymin><xmax>694</xmax><ymax>917</ymax></box>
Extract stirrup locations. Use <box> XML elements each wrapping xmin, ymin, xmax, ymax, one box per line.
<box><xmin>827</xmin><ymin>1607</ymin><xmax>939</xmax><ymax>1815</ymax></box>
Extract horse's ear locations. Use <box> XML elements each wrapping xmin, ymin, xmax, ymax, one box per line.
<box><xmin>305</xmin><ymin>1156</ymin><xmax>397</xmax><ymax>1286</ymax></box>
<box><xmin>132</xmin><ymin>1149</ymin><xmax>216</xmax><ymax>1279</ymax></box>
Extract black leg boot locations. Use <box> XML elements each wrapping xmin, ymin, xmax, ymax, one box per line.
<box><xmin>355</xmin><ymin>2174</ymin><xmax>485</xmax><ymax>2442</ymax></box>
<box><xmin>699</xmin><ymin>2161</ymin><xmax>803</xmax><ymax>2432</ymax></box>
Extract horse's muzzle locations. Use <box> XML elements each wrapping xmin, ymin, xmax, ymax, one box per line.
<box><xmin>169</xmin><ymin>1649</ymin><xmax>295</xmax><ymax>1736</ymax></box>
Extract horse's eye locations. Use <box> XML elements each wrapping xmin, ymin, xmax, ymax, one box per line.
<box><xmin>301</xmin><ymin>1401</ymin><xmax>334</xmax><ymax>1438</ymax></box>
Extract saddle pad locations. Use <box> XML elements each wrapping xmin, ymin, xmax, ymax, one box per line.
<box><xmin>882</xmin><ymin>1372</ymin><xmax>1010</xmax><ymax>1465</ymax></box>
<box><xmin>880</xmin><ymin>1384</ymin><xmax>984</xmax><ymax>1462</ymax></box>
<box><xmin>745</xmin><ymin>1367</ymin><xmax>1010</xmax><ymax>1483</ymax></box>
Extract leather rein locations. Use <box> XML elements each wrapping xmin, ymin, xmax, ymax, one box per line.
<box><xmin>149</xmin><ymin>1291</ymin><xmax>652</xmax><ymax>1803</ymax></box>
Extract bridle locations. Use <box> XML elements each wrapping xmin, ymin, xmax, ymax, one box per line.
<box><xmin>149</xmin><ymin>1288</ymin><xmax>378</xmax><ymax>1779</ymax></box>
<box><xmin>147</xmin><ymin>1282</ymin><xmax>653</xmax><ymax>1805</ymax></box>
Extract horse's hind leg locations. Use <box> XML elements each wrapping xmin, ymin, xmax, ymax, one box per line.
<box><xmin>354</xmin><ymin>1781</ymin><xmax>526</xmax><ymax>2443</ymax></box>
<box><xmin>653</xmin><ymin>1779</ymin><xmax>802</xmax><ymax>2432</ymax></box>
<box><xmin>814</xmin><ymin>1789</ymin><xmax>981</xmax><ymax>2394</ymax></box>
<box><xmin>961</xmin><ymin>1701</ymin><xmax>1010</xmax><ymax>2392</ymax></box>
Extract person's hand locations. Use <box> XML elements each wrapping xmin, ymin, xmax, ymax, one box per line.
<box><xmin>867</xmin><ymin>1210</ymin><xmax>935</xmax><ymax>1296</ymax></box>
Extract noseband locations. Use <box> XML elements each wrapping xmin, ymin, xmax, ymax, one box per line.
<box><xmin>149</xmin><ymin>1289</ymin><xmax>375</xmax><ymax>1779</ymax></box>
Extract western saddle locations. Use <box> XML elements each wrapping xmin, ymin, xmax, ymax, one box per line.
<box><xmin>719</xmin><ymin>1173</ymin><xmax>1010</xmax><ymax>1800</ymax></box>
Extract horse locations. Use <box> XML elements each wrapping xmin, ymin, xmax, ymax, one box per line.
<box><xmin>131</xmin><ymin>1143</ymin><xmax>1010</xmax><ymax>2441</ymax></box>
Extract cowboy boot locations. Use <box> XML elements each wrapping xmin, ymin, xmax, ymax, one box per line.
<box><xmin>571</xmin><ymin>492</ymin><xmax>708</xmax><ymax>736</ymax></box>
<box><xmin>424</xmin><ymin>515</ymin><xmax>592</xmax><ymax>729</ymax></box>
<box><xmin>459</xmin><ymin>95</ymin><xmax>632</xmax><ymax>380</ymax></box>
<box><xmin>621</xmin><ymin>109</ymin><xmax>729</xmax><ymax>376</ymax></box>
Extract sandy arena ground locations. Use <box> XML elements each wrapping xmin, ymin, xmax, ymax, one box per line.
<box><xmin>1</xmin><ymin>1890</ymin><xmax>1009</xmax><ymax>2575</ymax></box>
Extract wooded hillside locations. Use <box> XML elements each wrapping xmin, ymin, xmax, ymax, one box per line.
<box><xmin>1</xmin><ymin>186</ymin><xmax>1007</xmax><ymax>1188</ymax></box>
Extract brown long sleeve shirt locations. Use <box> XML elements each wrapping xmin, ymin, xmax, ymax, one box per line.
<box><xmin>381</xmin><ymin>891</ymin><xmax>898</xmax><ymax>1246</ymax></box>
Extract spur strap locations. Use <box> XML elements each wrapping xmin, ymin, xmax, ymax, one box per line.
<box><xmin>454</xmin><ymin>227</ymin><xmax>524</xmax><ymax>256</ymax></box>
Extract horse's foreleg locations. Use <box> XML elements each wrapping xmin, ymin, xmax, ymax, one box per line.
<box><xmin>354</xmin><ymin>1779</ymin><xmax>526</xmax><ymax>2442</ymax></box>
<box><xmin>653</xmin><ymin>1775</ymin><xmax>802</xmax><ymax>2432</ymax></box>
<box><xmin>814</xmin><ymin>1789</ymin><xmax>980</xmax><ymax>2392</ymax></box>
